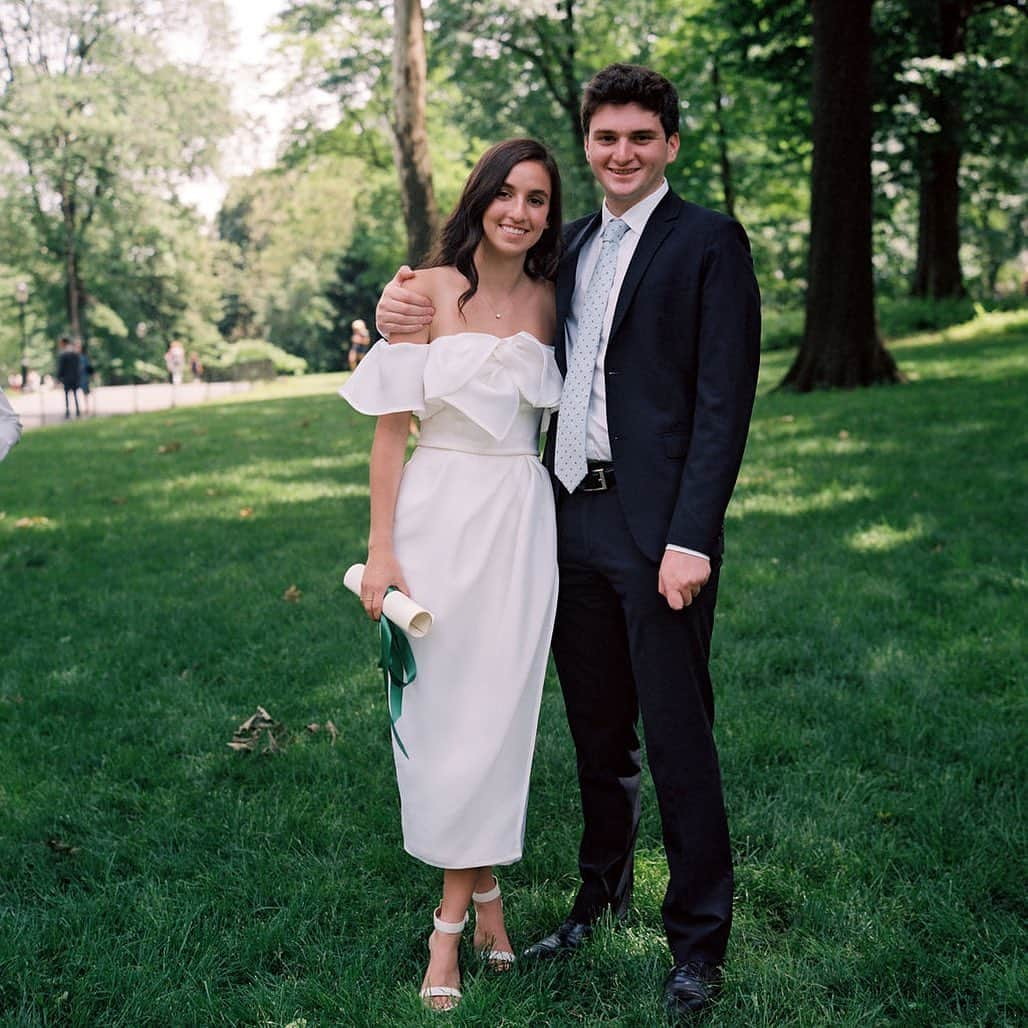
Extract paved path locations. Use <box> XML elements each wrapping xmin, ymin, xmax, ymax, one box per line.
<box><xmin>8</xmin><ymin>381</ymin><xmax>255</xmax><ymax>430</ymax></box>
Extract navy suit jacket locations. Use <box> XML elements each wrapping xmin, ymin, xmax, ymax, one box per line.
<box><xmin>543</xmin><ymin>189</ymin><xmax>761</xmax><ymax>563</ymax></box>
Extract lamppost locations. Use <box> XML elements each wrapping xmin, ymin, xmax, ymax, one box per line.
<box><xmin>15</xmin><ymin>281</ymin><xmax>29</xmax><ymax>390</ymax></box>
<box><xmin>134</xmin><ymin>322</ymin><xmax>147</xmax><ymax>413</ymax></box>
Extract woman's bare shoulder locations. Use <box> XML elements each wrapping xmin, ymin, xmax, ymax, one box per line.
<box><xmin>526</xmin><ymin>278</ymin><xmax>557</xmax><ymax>345</ymax></box>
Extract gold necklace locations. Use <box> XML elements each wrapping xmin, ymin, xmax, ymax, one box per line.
<box><xmin>478</xmin><ymin>275</ymin><xmax>524</xmax><ymax>320</ymax></box>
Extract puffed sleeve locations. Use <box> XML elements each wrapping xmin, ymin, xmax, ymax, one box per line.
<box><xmin>338</xmin><ymin>341</ymin><xmax>430</xmax><ymax>418</ymax></box>
<box><xmin>0</xmin><ymin>387</ymin><xmax>22</xmax><ymax>461</ymax></box>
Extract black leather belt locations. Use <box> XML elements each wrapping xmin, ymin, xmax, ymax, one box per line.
<box><xmin>577</xmin><ymin>461</ymin><xmax>616</xmax><ymax>493</ymax></box>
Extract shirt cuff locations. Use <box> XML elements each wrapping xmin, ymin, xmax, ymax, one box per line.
<box><xmin>665</xmin><ymin>544</ymin><xmax>710</xmax><ymax>561</ymax></box>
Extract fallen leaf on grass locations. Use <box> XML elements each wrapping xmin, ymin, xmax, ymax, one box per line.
<box><xmin>228</xmin><ymin>706</ymin><xmax>286</xmax><ymax>754</ymax></box>
<box><xmin>305</xmin><ymin>720</ymin><xmax>339</xmax><ymax>744</ymax></box>
<box><xmin>239</xmin><ymin>507</ymin><xmax>254</xmax><ymax>518</ymax></box>
<box><xmin>46</xmin><ymin>838</ymin><xmax>80</xmax><ymax>856</ymax></box>
<box><xmin>15</xmin><ymin>516</ymin><xmax>51</xmax><ymax>528</ymax></box>
<box><xmin>158</xmin><ymin>441</ymin><xmax>182</xmax><ymax>454</ymax></box>
<box><xmin>283</xmin><ymin>584</ymin><xmax>302</xmax><ymax>602</ymax></box>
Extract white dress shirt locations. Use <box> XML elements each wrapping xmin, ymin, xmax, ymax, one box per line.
<box><xmin>0</xmin><ymin>387</ymin><xmax>22</xmax><ymax>461</ymax></box>
<box><xmin>564</xmin><ymin>180</ymin><xmax>707</xmax><ymax>562</ymax></box>
<box><xmin>565</xmin><ymin>179</ymin><xmax>669</xmax><ymax>463</ymax></box>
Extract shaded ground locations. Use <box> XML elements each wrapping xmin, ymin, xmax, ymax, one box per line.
<box><xmin>0</xmin><ymin>315</ymin><xmax>1025</xmax><ymax>1026</ymax></box>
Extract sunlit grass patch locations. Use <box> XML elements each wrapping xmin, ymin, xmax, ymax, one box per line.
<box><xmin>1</xmin><ymin>330</ymin><xmax>1026</xmax><ymax>1025</ymax></box>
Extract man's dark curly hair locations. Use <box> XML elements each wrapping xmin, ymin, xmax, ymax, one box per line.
<box><xmin>581</xmin><ymin>64</ymin><xmax>680</xmax><ymax>140</ymax></box>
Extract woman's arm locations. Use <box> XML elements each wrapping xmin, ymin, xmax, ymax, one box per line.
<box><xmin>360</xmin><ymin>411</ymin><xmax>412</xmax><ymax>620</ymax></box>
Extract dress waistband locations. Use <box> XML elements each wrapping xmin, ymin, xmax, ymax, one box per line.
<box><xmin>416</xmin><ymin>442</ymin><xmax>538</xmax><ymax>458</ymax></box>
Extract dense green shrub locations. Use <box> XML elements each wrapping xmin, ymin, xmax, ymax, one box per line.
<box><xmin>209</xmin><ymin>338</ymin><xmax>308</xmax><ymax>378</ymax></box>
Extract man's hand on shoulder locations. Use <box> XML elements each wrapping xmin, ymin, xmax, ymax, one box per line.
<box><xmin>376</xmin><ymin>265</ymin><xmax>435</xmax><ymax>339</ymax></box>
<box><xmin>658</xmin><ymin>549</ymin><xmax>711</xmax><ymax>610</ymax></box>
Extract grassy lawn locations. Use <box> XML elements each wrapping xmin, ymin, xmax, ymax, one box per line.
<box><xmin>1</xmin><ymin>312</ymin><xmax>1025</xmax><ymax>1027</ymax></box>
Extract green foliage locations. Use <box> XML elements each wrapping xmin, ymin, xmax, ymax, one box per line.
<box><xmin>211</xmin><ymin>338</ymin><xmax>310</xmax><ymax>377</ymax></box>
<box><xmin>1</xmin><ymin>0</ymin><xmax>1025</xmax><ymax>378</ymax></box>
<box><xmin>215</xmin><ymin>153</ymin><xmax>398</xmax><ymax>371</ymax></box>
<box><xmin>0</xmin><ymin>0</ymin><xmax>235</xmax><ymax>380</ymax></box>
<box><xmin>1</xmin><ymin>317</ymin><xmax>1025</xmax><ymax>1023</ymax></box>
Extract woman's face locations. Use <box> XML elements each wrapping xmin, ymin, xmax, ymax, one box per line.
<box><xmin>480</xmin><ymin>160</ymin><xmax>551</xmax><ymax>257</ymax></box>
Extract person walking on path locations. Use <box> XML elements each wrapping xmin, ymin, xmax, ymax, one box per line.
<box><xmin>376</xmin><ymin>64</ymin><xmax>761</xmax><ymax>1019</ymax></box>
<box><xmin>56</xmin><ymin>336</ymin><xmax>81</xmax><ymax>419</ymax></box>
<box><xmin>347</xmin><ymin>319</ymin><xmax>372</xmax><ymax>370</ymax></box>
<box><xmin>164</xmin><ymin>340</ymin><xmax>185</xmax><ymax>385</ymax></box>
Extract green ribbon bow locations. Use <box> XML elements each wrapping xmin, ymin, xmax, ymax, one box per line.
<box><xmin>377</xmin><ymin>587</ymin><xmax>417</xmax><ymax>758</ymax></box>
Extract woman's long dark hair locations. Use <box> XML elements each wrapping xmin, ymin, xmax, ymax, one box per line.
<box><xmin>424</xmin><ymin>138</ymin><xmax>563</xmax><ymax>316</ymax></box>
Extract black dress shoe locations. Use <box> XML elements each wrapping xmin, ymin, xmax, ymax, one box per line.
<box><xmin>521</xmin><ymin>918</ymin><xmax>593</xmax><ymax>959</ymax></box>
<box><xmin>664</xmin><ymin>961</ymin><xmax>723</xmax><ymax>1017</ymax></box>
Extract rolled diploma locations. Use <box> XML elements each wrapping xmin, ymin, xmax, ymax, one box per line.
<box><xmin>343</xmin><ymin>563</ymin><xmax>434</xmax><ymax>638</ymax></box>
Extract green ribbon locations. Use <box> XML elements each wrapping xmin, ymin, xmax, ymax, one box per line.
<box><xmin>378</xmin><ymin>587</ymin><xmax>417</xmax><ymax>758</ymax></box>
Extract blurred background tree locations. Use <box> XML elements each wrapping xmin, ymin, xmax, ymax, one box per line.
<box><xmin>1</xmin><ymin>0</ymin><xmax>1024</xmax><ymax>385</ymax></box>
<box><xmin>0</xmin><ymin>0</ymin><xmax>234</xmax><ymax>381</ymax></box>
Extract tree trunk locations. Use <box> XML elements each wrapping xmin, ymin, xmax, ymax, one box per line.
<box><xmin>782</xmin><ymin>0</ymin><xmax>901</xmax><ymax>391</ymax></box>
<box><xmin>62</xmin><ymin>188</ymin><xmax>83</xmax><ymax>341</ymax></box>
<box><xmin>554</xmin><ymin>0</ymin><xmax>598</xmax><ymax>207</ymax></box>
<box><xmin>710</xmin><ymin>55</ymin><xmax>736</xmax><ymax>220</ymax></box>
<box><xmin>392</xmin><ymin>0</ymin><xmax>438</xmax><ymax>266</ymax></box>
<box><xmin>911</xmin><ymin>0</ymin><xmax>967</xmax><ymax>298</ymax></box>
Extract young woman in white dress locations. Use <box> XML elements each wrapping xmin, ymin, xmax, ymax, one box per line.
<box><xmin>341</xmin><ymin>139</ymin><xmax>564</xmax><ymax>1011</ymax></box>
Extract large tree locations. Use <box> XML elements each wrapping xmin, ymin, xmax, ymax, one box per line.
<box><xmin>782</xmin><ymin>0</ymin><xmax>901</xmax><ymax>390</ymax></box>
<box><xmin>392</xmin><ymin>0</ymin><xmax>438</xmax><ymax>264</ymax></box>
<box><xmin>0</xmin><ymin>0</ymin><xmax>232</xmax><ymax>343</ymax></box>
<box><xmin>901</xmin><ymin>0</ymin><xmax>1026</xmax><ymax>298</ymax></box>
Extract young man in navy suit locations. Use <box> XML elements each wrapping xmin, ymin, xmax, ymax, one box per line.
<box><xmin>377</xmin><ymin>64</ymin><xmax>760</xmax><ymax>1017</ymax></box>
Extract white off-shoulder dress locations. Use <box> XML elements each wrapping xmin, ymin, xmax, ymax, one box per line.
<box><xmin>340</xmin><ymin>331</ymin><xmax>562</xmax><ymax>868</ymax></box>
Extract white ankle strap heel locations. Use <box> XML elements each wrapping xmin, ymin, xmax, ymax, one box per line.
<box><xmin>420</xmin><ymin>907</ymin><xmax>468</xmax><ymax>1011</ymax></box>
<box><xmin>433</xmin><ymin>907</ymin><xmax>468</xmax><ymax>934</ymax></box>
<box><xmin>472</xmin><ymin>877</ymin><xmax>516</xmax><ymax>971</ymax></box>
<box><xmin>471</xmin><ymin>881</ymin><xmax>502</xmax><ymax>904</ymax></box>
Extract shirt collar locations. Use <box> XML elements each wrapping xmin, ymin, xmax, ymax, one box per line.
<box><xmin>600</xmin><ymin>179</ymin><xmax>669</xmax><ymax>237</ymax></box>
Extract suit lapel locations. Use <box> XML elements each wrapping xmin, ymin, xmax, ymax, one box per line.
<box><xmin>555</xmin><ymin>213</ymin><xmax>601</xmax><ymax>373</ymax></box>
<box><xmin>607</xmin><ymin>190</ymin><xmax>683</xmax><ymax>346</ymax></box>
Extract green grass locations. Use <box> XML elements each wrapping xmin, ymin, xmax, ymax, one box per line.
<box><xmin>1</xmin><ymin>311</ymin><xmax>1025</xmax><ymax>1026</ymax></box>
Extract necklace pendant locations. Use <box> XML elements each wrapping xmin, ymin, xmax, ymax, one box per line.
<box><xmin>495</xmin><ymin>312</ymin><xmax>503</xmax><ymax>319</ymax></box>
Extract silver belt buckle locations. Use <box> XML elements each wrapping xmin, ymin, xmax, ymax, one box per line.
<box><xmin>582</xmin><ymin>466</ymin><xmax>608</xmax><ymax>492</ymax></box>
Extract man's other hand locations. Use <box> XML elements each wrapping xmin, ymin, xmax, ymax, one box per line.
<box><xmin>658</xmin><ymin>550</ymin><xmax>711</xmax><ymax>610</ymax></box>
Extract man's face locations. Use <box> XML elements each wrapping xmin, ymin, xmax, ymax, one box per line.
<box><xmin>584</xmin><ymin>102</ymin><xmax>679</xmax><ymax>216</ymax></box>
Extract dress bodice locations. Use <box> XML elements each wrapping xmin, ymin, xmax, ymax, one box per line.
<box><xmin>339</xmin><ymin>332</ymin><xmax>562</xmax><ymax>456</ymax></box>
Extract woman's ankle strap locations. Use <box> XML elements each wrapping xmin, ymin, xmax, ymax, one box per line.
<box><xmin>471</xmin><ymin>877</ymin><xmax>501</xmax><ymax>904</ymax></box>
<box><xmin>433</xmin><ymin>906</ymin><xmax>468</xmax><ymax>934</ymax></box>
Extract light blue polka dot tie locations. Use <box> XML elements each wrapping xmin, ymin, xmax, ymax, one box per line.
<box><xmin>555</xmin><ymin>217</ymin><xmax>630</xmax><ymax>493</ymax></box>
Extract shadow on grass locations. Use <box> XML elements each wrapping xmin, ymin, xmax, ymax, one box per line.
<box><xmin>1</xmin><ymin>323</ymin><xmax>1026</xmax><ymax>1025</ymax></box>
